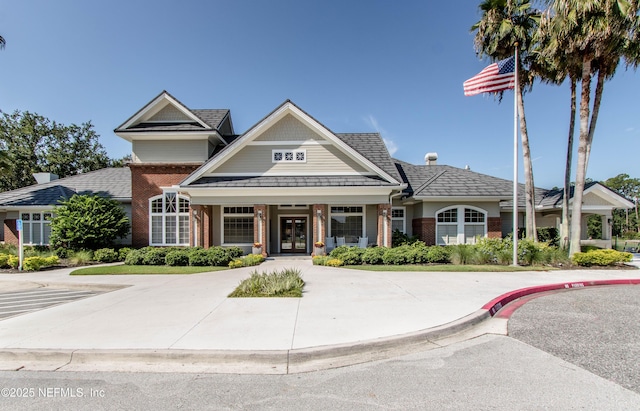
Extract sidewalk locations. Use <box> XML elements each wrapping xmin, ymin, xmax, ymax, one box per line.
<box><xmin>0</xmin><ymin>256</ymin><xmax>639</xmax><ymax>374</ymax></box>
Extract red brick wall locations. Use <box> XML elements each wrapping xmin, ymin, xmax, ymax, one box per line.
<box><xmin>4</xmin><ymin>220</ymin><xmax>18</xmax><ymax>246</ymax></box>
<box><xmin>412</xmin><ymin>218</ymin><xmax>436</xmax><ymax>245</ymax></box>
<box><xmin>129</xmin><ymin>164</ymin><xmax>200</xmax><ymax>248</ymax></box>
<box><xmin>488</xmin><ymin>217</ymin><xmax>502</xmax><ymax>239</ymax></box>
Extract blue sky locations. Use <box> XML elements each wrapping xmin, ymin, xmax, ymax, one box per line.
<box><xmin>1</xmin><ymin>0</ymin><xmax>638</xmax><ymax>189</ymax></box>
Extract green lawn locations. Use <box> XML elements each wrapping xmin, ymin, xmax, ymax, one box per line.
<box><xmin>344</xmin><ymin>264</ymin><xmax>557</xmax><ymax>272</ymax></box>
<box><xmin>70</xmin><ymin>265</ymin><xmax>228</xmax><ymax>275</ymax></box>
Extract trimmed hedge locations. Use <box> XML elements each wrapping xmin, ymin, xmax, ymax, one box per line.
<box><xmin>94</xmin><ymin>248</ymin><xmax>119</xmax><ymax>263</ymax></box>
<box><xmin>572</xmin><ymin>249</ymin><xmax>633</xmax><ymax>266</ymax></box>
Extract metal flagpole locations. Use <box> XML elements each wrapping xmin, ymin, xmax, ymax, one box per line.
<box><xmin>512</xmin><ymin>46</ymin><xmax>519</xmax><ymax>266</ymax></box>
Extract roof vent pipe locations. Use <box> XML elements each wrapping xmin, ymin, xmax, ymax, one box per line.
<box><xmin>425</xmin><ymin>152</ymin><xmax>438</xmax><ymax>165</ymax></box>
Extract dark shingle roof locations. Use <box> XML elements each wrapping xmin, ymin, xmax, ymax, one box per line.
<box><xmin>394</xmin><ymin>160</ymin><xmax>515</xmax><ymax>198</ymax></box>
<box><xmin>188</xmin><ymin>175</ymin><xmax>396</xmax><ymax>188</ymax></box>
<box><xmin>0</xmin><ymin>168</ymin><xmax>131</xmax><ymax>208</ymax></box>
<box><xmin>336</xmin><ymin>133</ymin><xmax>402</xmax><ymax>183</ymax></box>
<box><xmin>124</xmin><ymin>109</ymin><xmax>229</xmax><ymax>133</ymax></box>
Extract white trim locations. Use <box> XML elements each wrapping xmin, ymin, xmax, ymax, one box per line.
<box><xmin>220</xmin><ymin>206</ymin><xmax>255</xmax><ymax>246</ymax></box>
<box><xmin>249</xmin><ymin>140</ymin><xmax>331</xmax><ymax>146</ymax></box>
<box><xmin>328</xmin><ymin>205</ymin><xmax>366</xmax><ymax>246</ymax></box>
<box><xmin>435</xmin><ymin>205</ymin><xmax>488</xmax><ymax>245</ymax></box>
<box><xmin>181</xmin><ymin>101</ymin><xmax>402</xmax><ymax>186</ymax></box>
<box><xmin>119</xmin><ymin>92</ymin><xmax>211</xmax><ymax>131</ymax></box>
<box><xmin>149</xmin><ymin>192</ymin><xmax>191</xmax><ymax>246</ymax></box>
<box><xmin>391</xmin><ymin>206</ymin><xmax>406</xmax><ymax>233</ymax></box>
<box><xmin>205</xmin><ymin>171</ymin><xmax>377</xmax><ymax>177</ymax></box>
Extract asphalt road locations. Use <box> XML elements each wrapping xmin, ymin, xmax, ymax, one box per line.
<box><xmin>509</xmin><ymin>284</ymin><xmax>640</xmax><ymax>395</ymax></box>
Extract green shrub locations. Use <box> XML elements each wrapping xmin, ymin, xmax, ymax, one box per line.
<box><xmin>426</xmin><ymin>246</ymin><xmax>451</xmax><ymax>263</ymax></box>
<box><xmin>241</xmin><ymin>253</ymin><xmax>265</xmax><ymax>267</ymax></box>
<box><xmin>329</xmin><ymin>245</ymin><xmax>351</xmax><ymax>260</ymax></box>
<box><xmin>49</xmin><ymin>193</ymin><xmax>130</xmax><ymax>250</ymax></box>
<box><xmin>207</xmin><ymin>247</ymin><xmax>231</xmax><ymax>266</ymax></box>
<box><xmin>188</xmin><ymin>248</ymin><xmax>210</xmax><ymax>266</ymax></box>
<box><xmin>0</xmin><ymin>254</ymin><xmax>10</xmax><ymax>268</ymax></box>
<box><xmin>165</xmin><ymin>249</ymin><xmax>190</xmax><ymax>266</ymax></box>
<box><xmin>382</xmin><ymin>246</ymin><xmax>413</xmax><ymax>265</ymax></box>
<box><xmin>362</xmin><ymin>247</ymin><xmax>386</xmax><ymax>265</ymax></box>
<box><xmin>326</xmin><ymin>258</ymin><xmax>344</xmax><ymax>267</ymax></box>
<box><xmin>94</xmin><ymin>248</ymin><xmax>119</xmax><ymax>263</ymax></box>
<box><xmin>537</xmin><ymin>227</ymin><xmax>559</xmax><ymax>247</ymax></box>
<box><xmin>572</xmin><ymin>249</ymin><xmax>633</xmax><ymax>266</ymax></box>
<box><xmin>124</xmin><ymin>249</ymin><xmax>145</xmax><ymax>265</ymax></box>
<box><xmin>0</xmin><ymin>244</ymin><xmax>17</xmax><ymax>255</ymax></box>
<box><xmin>518</xmin><ymin>239</ymin><xmax>546</xmax><ymax>266</ymax></box>
<box><xmin>8</xmin><ymin>255</ymin><xmax>19</xmax><ymax>269</ymax></box>
<box><xmin>118</xmin><ymin>247</ymin><xmax>132</xmax><ymax>261</ymax></box>
<box><xmin>54</xmin><ymin>247</ymin><xmax>71</xmax><ymax>259</ymax></box>
<box><xmin>392</xmin><ymin>229</ymin><xmax>420</xmax><ymax>247</ymax></box>
<box><xmin>341</xmin><ymin>247</ymin><xmax>365</xmax><ymax>265</ymax></box>
<box><xmin>229</xmin><ymin>268</ymin><xmax>305</xmax><ymax>297</ymax></box>
<box><xmin>229</xmin><ymin>259</ymin><xmax>244</xmax><ymax>269</ymax></box>
<box><xmin>22</xmin><ymin>256</ymin><xmax>58</xmax><ymax>271</ymax></box>
<box><xmin>225</xmin><ymin>246</ymin><xmax>244</xmax><ymax>259</ymax></box>
<box><xmin>142</xmin><ymin>247</ymin><xmax>168</xmax><ymax>265</ymax></box>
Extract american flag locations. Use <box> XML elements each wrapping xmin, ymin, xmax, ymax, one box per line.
<box><xmin>463</xmin><ymin>57</ymin><xmax>515</xmax><ymax>96</ymax></box>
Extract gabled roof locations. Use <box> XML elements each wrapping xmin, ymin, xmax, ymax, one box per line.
<box><xmin>535</xmin><ymin>181</ymin><xmax>634</xmax><ymax>209</ymax></box>
<box><xmin>0</xmin><ymin>168</ymin><xmax>131</xmax><ymax>209</ymax></box>
<box><xmin>180</xmin><ymin>100</ymin><xmax>404</xmax><ymax>188</ymax></box>
<box><xmin>114</xmin><ymin>90</ymin><xmax>230</xmax><ymax>135</ymax></box>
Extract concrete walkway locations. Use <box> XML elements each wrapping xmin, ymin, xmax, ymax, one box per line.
<box><xmin>0</xmin><ymin>256</ymin><xmax>639</xmax><ymax>374</ymax></box>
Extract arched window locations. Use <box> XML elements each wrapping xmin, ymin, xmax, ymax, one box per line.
<box><xmin>436</xmin><ymin>206</ymin><xmax>487</xmax><ymax>245</ymax></box>
<box><xmin>149</xmin><ymin>192</ymin><xmax>190</xmax><ymax>246</ymax></box>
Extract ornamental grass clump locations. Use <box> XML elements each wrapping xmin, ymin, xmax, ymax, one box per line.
<box><xmin>228</xmin><ymin>268</ymin><xmax>304</xmax><ymax>297</ymax></box>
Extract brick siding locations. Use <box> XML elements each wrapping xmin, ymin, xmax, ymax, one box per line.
<box><xmin>130</xmin><ymin>164</ymin><xmax>200</xmax><ymax>248</ymax></box>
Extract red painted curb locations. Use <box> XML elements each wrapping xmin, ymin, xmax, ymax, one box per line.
<box><xmin>482</xmin><ymin>279</ymin><xmax>640</xmax><ymax>317</ymax></box>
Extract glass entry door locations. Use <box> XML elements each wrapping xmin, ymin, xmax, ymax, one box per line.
<box><xmin>280</xmin><ymin>217</ymin><xmax>307</xmax><ymax>253</ymax></box>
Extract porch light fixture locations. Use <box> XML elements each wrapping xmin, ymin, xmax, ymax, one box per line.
<box><xmin>382</xmin><ymin>209</ymin><xmax>388</xmax><ymax>217</ymax></box>
<box><xmin>257</xmin><ymin>210</ymin><xmax>263</xmax><ymax>219</ymax></box>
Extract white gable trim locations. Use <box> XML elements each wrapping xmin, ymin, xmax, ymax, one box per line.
<box><xmin>583</xmin><ymin>183</ymin><xmax>634</xmax><ymax>209</ymax></box>
<box><xmin>181</xmin><ymin>101</ymin><xmax>402</xmax><ymax>186</ymax></box>
<box><xmin>117</xmin><ymin>91</ymin><xmax>211</xmax><ymax>132</ymax></box>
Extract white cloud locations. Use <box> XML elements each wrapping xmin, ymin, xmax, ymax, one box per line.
<box><xmin>364</xmin><ymin>115</ymin><xmax>398</xmax><ymax>156</ymax></box>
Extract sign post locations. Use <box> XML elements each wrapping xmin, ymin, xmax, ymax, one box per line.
<box><xmin>16</xmin><ymin>219</ymin><xmax>23</xmax><ymax>271</ymax></box>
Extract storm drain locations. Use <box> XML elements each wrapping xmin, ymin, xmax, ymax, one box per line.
<box><xmin>0</xmin><ymin>288</ymin><xmax>101</xmax><ymax>320</ymax></box>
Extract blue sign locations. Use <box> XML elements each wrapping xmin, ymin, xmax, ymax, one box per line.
<box><xmin>16</xmin><ymin>219</ymin><xmax>23</xmax><ymax>231</ymax></box>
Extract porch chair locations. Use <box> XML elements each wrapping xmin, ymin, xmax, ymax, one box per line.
<box><xmin>358</xmin><ymin>237</ymin><xmax>368</xmax><ymax>248</ymax></box>
<box><xmin>325</xmin><ymin>237</ymin><xmax>336</xmax><ymax>252</ymax></box>
<box><xmin>336</xmin><ymin>237</ymin><xmax>346</xmax><ymax>247</ymax></box>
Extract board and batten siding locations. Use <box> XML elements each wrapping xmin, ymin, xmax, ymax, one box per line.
<box><xmin>132</xmin><ymin>140</ymin><xmax>210</xmax><ymax>163</ymax></box>
<box><xmin>212</xmin><ymin>144</ymin><xmax>368</xmax><ymax>175</ymax></box>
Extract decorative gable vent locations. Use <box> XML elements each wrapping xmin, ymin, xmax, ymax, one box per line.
<box><xmin>272</xmin><ymin>149</ymin><xmax>306</xmax><ymax>163</ymax></box>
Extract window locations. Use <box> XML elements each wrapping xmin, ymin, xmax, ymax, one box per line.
<box><xmin>330</xmin><ymin>206</ymin><xmax>364</xmax><ymax>244</ymax></box>
<box><xmin>391</xmin><ymin>207</ymin><xmax>406</xmax><ymax>233</ymax></box>
<box><xmin>149</xmin><ymin>192</ymin><xmax>190</xmax><ymax>246</ymax></box>
<box><xmin>20</xmin><ymin>212</ymin><xmax>52</xmax><ymax>245</ymax></box>
<box><xmin>272</xmin><ymin>149</ymin><xmax>306</xmax><ymax>163</ymax></box>
<box><xmin>223</xmin><ymin>206</ymin><xmax>254</xmax><ymax>244</ymax></box>
<box><xmin>436</xmin><ymin>206</ymin><xmax>487</xmax><ymax>245</ymax></box>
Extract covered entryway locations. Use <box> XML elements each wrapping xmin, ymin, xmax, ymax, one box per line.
<box><xmin>280</xmin><ymin>217</ymin><xmax>308</xmax><ymax>253</ymax></box>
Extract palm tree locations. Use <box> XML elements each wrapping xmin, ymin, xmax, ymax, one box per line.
<box><xmin>533</xmin><ymin>10</ymin><xmax>583</xmax><ymax>249</ymax></box>
<box><xmin>472</xmin><ymin>0</ymin><xmax>541</xmax><ymax>241</ymax></box>
<box><xmin>542</xmin><ymin>0</ymin><xmax>639</xmax><ymax>255</ymax></box>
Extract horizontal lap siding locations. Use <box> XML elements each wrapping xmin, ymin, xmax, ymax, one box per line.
<box><xmin>212</xmin><ymin>145</ymin><xmax>367</xmax><ymax>174</ymax></box>
<box><xmin>133</xmin><ymin>140</ymin><xmax>209</xmax><ymax>163</ymax></box>
<box><xmin>254</xmin><ymin>114</ymin><xmax>323</xmax><ymax>141</ymax></box>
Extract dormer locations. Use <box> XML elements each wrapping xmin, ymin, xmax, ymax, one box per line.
<box><xmin>114</xmin><ymin>91</ymin><xmax>234</xmax><ymax>164</ymax></box>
